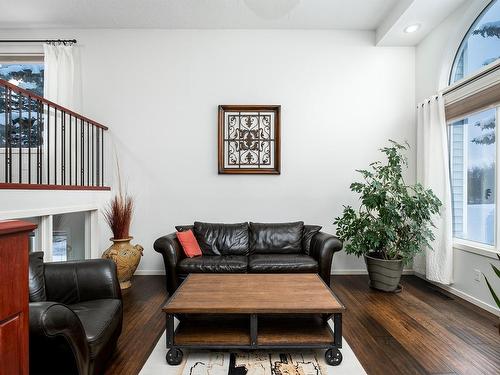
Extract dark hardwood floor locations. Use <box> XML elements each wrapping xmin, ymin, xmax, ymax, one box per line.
<box><xmin>104</xmin><ymin>275</ymin><xmax>168</xmax><ymax>375</ymax></box>
<box><xmin>333</xmin><ymin>275</ymin><xmax>500</xmax><ymax>375</ymax></box>
<box><xmin>104</xmin><ymin>275</ymin><xmax>500</xmax><ymax>375</ymax></box>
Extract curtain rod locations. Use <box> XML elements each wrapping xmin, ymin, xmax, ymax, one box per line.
<box><xmin>0</xmin><ymin>39</ymin><xmax>77</xmax><ymax>44</ymax></box>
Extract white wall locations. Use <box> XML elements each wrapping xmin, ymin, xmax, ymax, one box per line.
<box><xmin>0</xmin><ymin>29</ymin><xmax>416</xmax><ymax>275</ymax></box>
<box><xmin>416</xmin><ymin>0</ymin><xmax>500</xmax><ymax>315</ymax></box>
<box><xmin>0</xmin><ymin>190</ymin><xmax>108</xmax><ymax>214</ymax></box>
<box><xmin>415</xmin><ymin>0</ymin><xmax>467</xmax><ymax>101</ymax></box>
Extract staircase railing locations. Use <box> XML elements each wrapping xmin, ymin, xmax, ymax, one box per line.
<box><xmin>0</xmin><ymin>78</ymin><xmax>109</xmax><ymax>190</ymax></box>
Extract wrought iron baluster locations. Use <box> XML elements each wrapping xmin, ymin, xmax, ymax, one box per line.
<box><xmin>75</xmin><ymin>115</ymin><xmax>78</xmax><ymax>185</ymax></box>
<box><xmin>61</xmin><ymin>111</ymin><xmax>66</xmax><ymax>185</ymax></box>
<box><xmin>8</xmin><ymin>88</ymin><xmax>12</xmax><ymax>183</ymax></box>
<box><xmin>8</xmin><ymin>89</ymin><xmax>12</xmax><ymax>183</ymax></box>
<box><xmin>18</xmin><ymin>92</ymin><xmax>22</xmax><ymax>183</ymax></box>
<box><xmin>54</xmin><ymin>108</ymin><xmax>57</xmax><ymax>185</ymax></box>
<box><xmin>96</xmin><ymin>126</ymin><xmax>100</xmax><ymax>186</ymax></box>
<box><xmin>37</xmin><ymin>100</ymin><xmax>42</xmax><ymax>184</ymax></box>
<box><xmin>101</xmin><ymin>128</ymin><xmax>104</xmax><ymax>186</ymax></box>
<box><xmin>69</xmin><ymin>114</ymin><xmax>72</xmax><ymax>185</ymax></box>
<box><xmin>28</xmin><ymin>95</ymin><xmax>32</xmax><ymax>184</ymax></box>
<box><xmin>3</xmin><ymin>87</ymin><xmax>8</xmax><ymax>183</ymax></box>
<box><xmin>91</xmin><ymin>125</ymin><xmax>94</xmax><ymax>186</ymax></box>
<box><xmin>35</xmin><ymin>99</ymin><xmax>39</xmax><ymax>183</ymax></box>
<box><xmin>87</xmin><ymin>121</ymin><xmax>90</xmax><ymax>186</ymax></box>
<box><xmin>80</xmin><ymin>118</ymin><xmax>84</xmax><ymax>185</ymax></box>
<box><xmin>47</xmin><ymin>105</ymin><xmax>50</xmax><ymax>185</ymax></box>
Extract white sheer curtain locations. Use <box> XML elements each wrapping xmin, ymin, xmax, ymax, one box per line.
<box><xmin>42</xmin><ymin>43</ymin><xmax>82</xmax><ymax>186</ymax></box>
<box><xmin>416</xmin><ymin>94</ymin><xmax>453</xmax><ymax>284</ymax></box>
<box><xmin>43</xmin><ymin>43</ymin><xmax>81</xmax><ymax>110</ymax></box>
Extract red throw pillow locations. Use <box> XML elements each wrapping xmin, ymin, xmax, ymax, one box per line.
<box><xmin>176</xmin><ymin>230</ymin><xmax>202</xmax><ymax>258</ymax></box>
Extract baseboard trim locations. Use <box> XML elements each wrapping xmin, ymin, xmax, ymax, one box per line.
<box><xmin>331</xmin><ymin>269</ymin><xmax>415</xmax><ymax>275</ymax></box>
<box><xmin>135</xmin><ymin>270</ymin><xmax>166</xmax><ymax>276</ymax></box>
<box><xmin>414</xmin><ymin>272</ymin><xmax>500</xmax><ymax>317</ymax></box>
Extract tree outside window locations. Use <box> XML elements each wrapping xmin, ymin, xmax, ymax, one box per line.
<box><xmin>0</xmin><ymin>62</ymin><xmax>44</xmax><ymax>148</ymax></box>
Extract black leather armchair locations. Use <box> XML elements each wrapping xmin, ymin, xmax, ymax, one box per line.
<box><xmin>29</xmin><ymin>252</ymin><xmax>123</xmax><ymax>375</ymax></box>
<box><xmin>154</xmin><ymin>222</ymin><xmax>343</xmax><ymax>296</ymax></box>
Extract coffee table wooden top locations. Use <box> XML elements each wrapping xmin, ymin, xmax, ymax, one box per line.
<box><xmin>163</xmin><ymin>274</ymin><xmax>345</xmax><ymax>314</ymax></box>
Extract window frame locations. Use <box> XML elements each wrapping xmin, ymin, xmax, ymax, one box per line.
<box><xmin>449</xmin><ymin>106</ymin><xmax>500</xmax><ymax>260</ymax></box>
<box><xmin>449</xmin><ymin>0</ymin><xmax>500</xmax><ymax>85</ymax></box>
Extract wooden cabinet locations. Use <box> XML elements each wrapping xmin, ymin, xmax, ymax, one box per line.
<box><xmin>0</xmin><ymin>221</ymin><xmax>37</xmax><ymax>375</ymax></box>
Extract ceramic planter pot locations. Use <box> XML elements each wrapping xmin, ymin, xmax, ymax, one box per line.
<box><xmin>102</xmin><ymin>237</ymin><xmax>143</xmax><ymax>289</ymax></box>
<box><xmin>364</xmin><ymin>252</ymin><xmax>404</xmax><ymax>292</ymax></box>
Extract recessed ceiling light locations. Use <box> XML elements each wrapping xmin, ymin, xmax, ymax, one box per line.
<box><xmin>404</xmin><ymin>24</ymin><xmax>420</xmax><ymax>33</ymax></box>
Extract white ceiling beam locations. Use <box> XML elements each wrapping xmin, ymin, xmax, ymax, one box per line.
<box><xmin>376</xmin><ymin>0</ymin><xmax>468</xmax><ymax>46</ymax></box>
<box><xmin>376</xmin><ymin>0</ymin><xmax>414</xmax><ymax>45</ymax></box>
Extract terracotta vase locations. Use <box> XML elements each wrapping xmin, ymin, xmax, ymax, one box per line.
<box><xmin>102</xmin><ymin>237</ymin><xmax>143</xmax><ymax>289</ymax></box>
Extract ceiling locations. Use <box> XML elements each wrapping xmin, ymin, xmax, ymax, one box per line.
<box><xmin>0</xmin><ymin>0</ymin><xmax>469</xmax><ymax>45</ymax></box>
<box><xmin>0</xmin><ymin>0</ymin><xmax>398</xmax><ymax>30</ymax></box>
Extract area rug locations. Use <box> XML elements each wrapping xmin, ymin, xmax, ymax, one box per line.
<box><xmin>140</xmin><ymin>320</ymin><xmax>366</xmax><ymax>375</ymax></box>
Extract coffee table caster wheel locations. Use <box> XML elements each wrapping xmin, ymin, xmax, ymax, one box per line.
<box><xmin>325</xmin><ymin>348</ymin><xmax>342</xmax><ymax>366</ymax></box>
<box><xmin>166</xmin><ymin>348</ymin><xmax>183</xmax><ymax>365</ymax></box>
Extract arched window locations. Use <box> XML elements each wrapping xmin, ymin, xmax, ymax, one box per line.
<box><xmin>447</xmin><ymin>1</ymin><xmax>500</xmax><ymax>249</ymax></box>
<box><xmin>450</xmin><ymin>0</ymin><xmax>500</xmax><ymax>83</ymax></box>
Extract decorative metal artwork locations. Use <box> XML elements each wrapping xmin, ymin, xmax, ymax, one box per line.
<box><xmin>218</xmin><ymin>105</ymin><xmax>280</xmax><ymax>174</ymax></box>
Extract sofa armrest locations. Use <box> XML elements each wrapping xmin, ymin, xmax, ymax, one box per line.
<box><xmin>154</xmin><ymin>233</ymin><xmax>185</xmax><ymax>296</ymax></box>
<box><xmin>29</xmin><ymin>302</ymin><xmax>89</xmax><ymax>375</ymax></box>
<box><xmin>309</xmin><ymin>232</ymin><xmax>343</xmax><ymax>287</ymax></box>
<box><xmin>44</xmin><ymin>259</ymin><xmax>121</xmax><ymax>304</ymax></box>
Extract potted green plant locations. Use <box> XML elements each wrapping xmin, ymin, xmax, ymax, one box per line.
<box><xmin>334</xmin><ymin>140</ymin><xmax>442</xmax><ymax>292</ymax></box>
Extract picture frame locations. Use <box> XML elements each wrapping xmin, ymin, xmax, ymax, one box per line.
<box><xmin>218</xmin><ymin>105</ymin><xmax>281</xmax><ymax>175</ymax></box>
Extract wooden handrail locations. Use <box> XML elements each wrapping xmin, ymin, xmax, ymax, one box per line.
<box><xmin>0</xmin><ymin>78</ymin><xmax>108</xmax><ymax>130</ymax></box>
<box><xmin>0</xmin><ymin>183</ymin><xmax>110</xmax><ymax>191</ymax></box>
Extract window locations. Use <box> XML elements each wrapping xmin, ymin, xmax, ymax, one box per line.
<box><xmin>446</xmin><ymin>0</ymin><xmax>500</xmax><ymax>252</ymax></box>
<box><xmin>449</xmin><ymin>108</ymin><xmax>497</xmax><ymax>246</ymax></box>
<box><xmin>0</xmin><ymin>60</ymin><xmax>44</xmax><ymax>148</ymax></box>
<box><xmin>52</xmin><ymin>212</ymin><xmax>87</xmax><ymax>261</ymax></box>
<box><xmin>450</xmin><ymin>0</ymin><xmax>500</xmax><ymax>83</ymax></box>
<box><xmin>3</xmin><ymin>209</ymin><xmax>94</xmax><ymax>260</ymax></box>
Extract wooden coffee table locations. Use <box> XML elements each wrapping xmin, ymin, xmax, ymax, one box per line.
<box><xmin>162</xmin><ymin>273</ymin><xmax>345</xmax><ymax>366</ymax></box>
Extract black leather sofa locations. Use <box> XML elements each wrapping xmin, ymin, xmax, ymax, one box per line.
<box><xmin>154</xmin><ymin>221</ymin><xmax>343</xmax><ymax>296</ymax></box>
<box><xmin>28</xmin><ymin>252</ymin><xmax>123</xmax><ymax>375</ymax></box>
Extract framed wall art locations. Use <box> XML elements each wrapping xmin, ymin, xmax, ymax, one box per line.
<box><xmin>218</xmin><ymin>105</ymin><xmax>281</xmax><ymax>174</ymax></box>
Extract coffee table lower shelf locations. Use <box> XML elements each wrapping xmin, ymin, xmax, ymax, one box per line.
<box><xmin>165</xmin><ymin>314</ymin><xmax>343</xmax><ymax>366</ymax></box>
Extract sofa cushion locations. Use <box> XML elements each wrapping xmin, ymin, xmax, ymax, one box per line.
<box><xmin>193</xmin><ymin>222</ymin><xmax>249</xmax><ymax>256</ymax></box>
<box><xmin>248</xmin><ymin>254</ymin><xmax>318</xmax><ymax>273</ymax></box>
<box><xmin>69</xmin><ymin>299</ymin><xmax>122</xmax><ymax>359</ymax></box>
<box><xmin>29</xmin><ymin>251</ymin><xmax>46</xmax><ymax>302</ymax></box>
<box><xmin>302</xmin><ymin>225</ymin><xmax>322</xmax><ymax>255</ymax></box>
<box><xmin>177</xmin><ymin>255</ymin><xmax>248</xmax><ymax>273</ymax></box>
<box><xmin>249</xmin><ymin>222</ymin><xmax>304</xmax><ymax>254</ymax></box>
